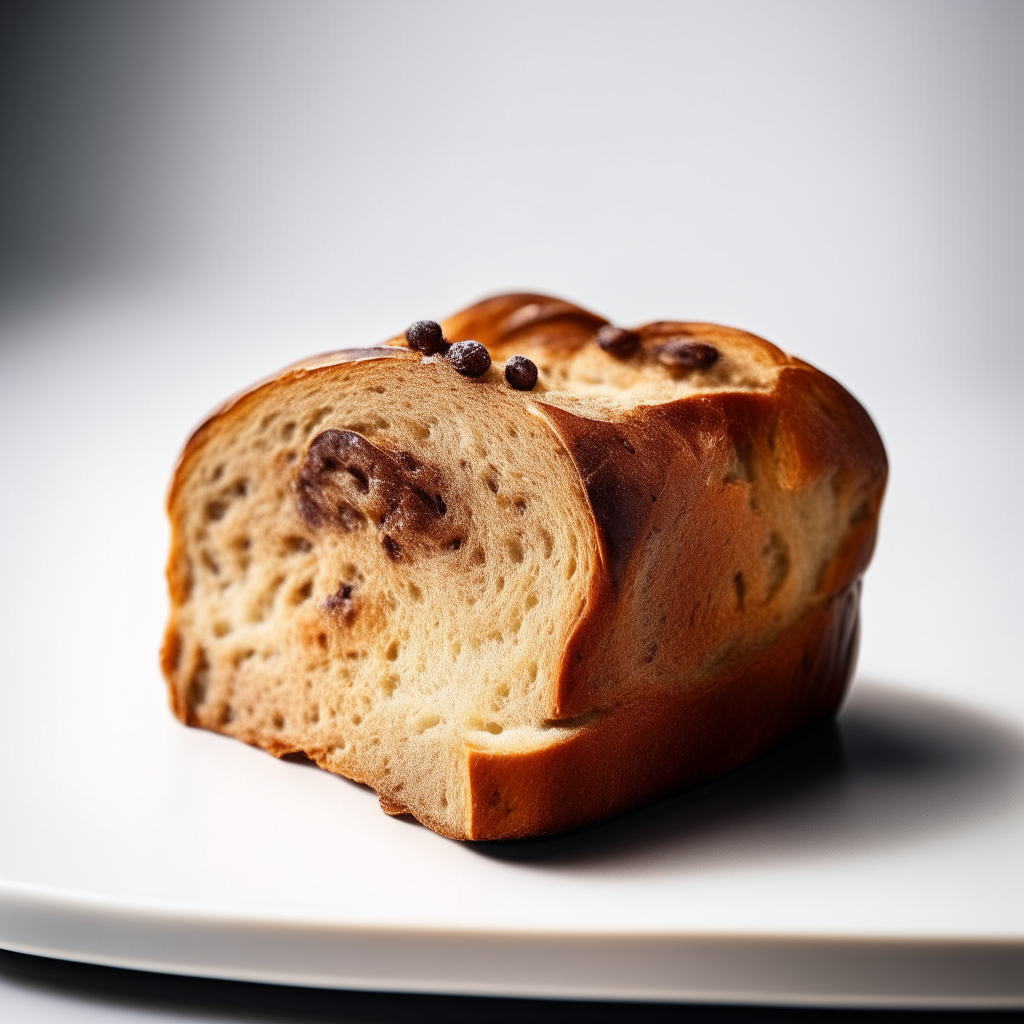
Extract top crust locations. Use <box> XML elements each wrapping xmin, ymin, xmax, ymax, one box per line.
<box><xmin>163</xmin><ymin>293</ymin><xmax>887</xmax><ymax>840</ymax></box>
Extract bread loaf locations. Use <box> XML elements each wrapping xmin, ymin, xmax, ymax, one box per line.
<box><xmin>162</xmin><ymin>293</ymin><xmax>887</xmax><ymax>840</ymax></box>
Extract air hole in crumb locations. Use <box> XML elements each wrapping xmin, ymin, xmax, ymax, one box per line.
<box><xmin>484</xmin><ymin>721</ymin><xmax>503</xmax><ymax>735</ymax></box>
<box><xmin>185</xmin><ymin>651</ymin><xmax>209</xmax><ymax>717</ymax></box>
<box><xmin>292</xmin><ymin>580</ymin><xmax>313</xmax><ymax>604</ymax></box>
<box><xmin>352</xmin><ymin>714</ymin><xmax>362</xmax><ymax>725</ymax></box>
<box><xmin>342</xmin><ymin>562</ymin><xmax>362</xmax><ymax>582</ymax></box>
<box><xmin>495</xmin><ymin>576</ymin><xmax>505</xmax><ymax>592</ymax></box>
<box><xmin>347</xmin><ymin>415</ymin><xmax>391</xmax><ymax>437</ymax></box>
<box><xmin>385</xmin><ymin>640</ymin><xmax>400</xmax><ymax>661</ymax></box>
<box><xmin>201</xmin><ymin>549</ymin><xmax>220</xmax><ymax>574</ymax></box>
<box><xmin>471</xmin><ymin>546</ymin><xmax>485</xmax><ymax>565</ymax></box>
<box><xmin>514</xmin><ymin>499</ymin><xmax>527</xmax><ymax>515</ymax></box>
<box><xmin>524</xmin><ymin>592</ymin><xmax>539</xmax><ymax>609</ymax></box>
<box><xmin>506</xmin><ymin>538</ymin><xmax>524</xmax><ymax>563</ymax></box>
<box><xmin>408</xmin><ymin>583</ymin><xmax>422</xmax><ymax>602</ymax></box>
<box><xmin>317</xmin><ymin>632</ymin><xmax>328</xmax><ymax>650</ymax></box>
<box><xmin>205</xmin><ymin>500</ymin><xmax>228</xmax><ymax>522</ymax></box>
<box><xmin>285</xmin><ymin>535</ymin><xmax>312</xmax><ymax>553</ymax></box>
<box><xmin>540</xmin><ymin>530</ymin><xmax>553</xmax><ymax>558</ymax></box>
<box><xmin>415</xmin><ymin>712</ymin><xmax>441</xmax><ymax>734</ymax></box>
<box><xmin>528</xmin><ymin>661</ymin><xmax>538</xmax><ymax>682</ymax></box>
<box><xmin>565</xmin><ymin>556</ymin><xmax>577</xmax><ymax>579</ymax></box>
<box><xmin>451</xmin><ymin>641</ymin><xmax>462</xmax><ymax>657</ymax></box>
<box><xmin>249</xmin><ymin>575</ymin><xmax>285</xmax><ymax>622</ymax></box>
<box><xmin>380</xmin><ymin>673</ymin><xmax>399</xmax><ymax>695</ymax></box>
<box><xmin>233</xmin><ymin>537</ymin><xmax>252</xmax><ymax>571</ymax></box>
<box><xmin>272</xmin><ymin>713</ymin><xmax>284</xmax><ymax>730</ymax></box>
<box><xmin>303</xmin><ymin>406</ymin><xmax>332</xmax><ymax>434</ymax></box>
<box><xmin>281</xmin><ymin>421</ymin><xmax>296</xmax><ymax>441</ymax></box>
<box><xmin>213</xmin><ymin>621</ymin><xmax>231</xmax><ymax>638</ymax></box>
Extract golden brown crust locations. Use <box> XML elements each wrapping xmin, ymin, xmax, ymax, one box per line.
<box><xmin>467</xmin><ymin>581</ymin><xmax>861</xmax><ymax>840</ymax></box>
<box><xmin>162</xmin><ymin>292</ymin><xmax>887</xmax><ymax>841</ymax></box>
<box><xmin>436</xmin><ymin>293</ymin><xmax>609</xmax><ymax>356</ymax></box>
<box><xmin>538</xmin><ymin>370</ymin><xmax>885</xmax><ymax>722</ymax></box>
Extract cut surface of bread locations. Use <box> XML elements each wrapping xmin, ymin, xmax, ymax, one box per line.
<box><xmin>162</xmin><ymin>294</ymin><xmax>887</xmax><ymax>840</ymax></box>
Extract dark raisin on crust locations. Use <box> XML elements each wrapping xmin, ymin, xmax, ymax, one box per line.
<box><xmin>657</xmin><ymin>339</ymin><xmax>719</xmax><ymax>370</ymax></box>
<box><xmin>504</xmin><ymin>355</ymin><xmax>538</xmax><ymax>391</ymax></box>
<box><xmin>405</xmin><ymin>320</ymin><xmax>447</xmax><ymax>355</ymax></box>
<box><xmin>595</xmin><ymin>325</ymin><xmax>640</xmax><ymax>358</ymax></box>
<box><xmin>447</xmin><ymin>340</ymin><xmax>491</xmax><ymax>377</ymax></box>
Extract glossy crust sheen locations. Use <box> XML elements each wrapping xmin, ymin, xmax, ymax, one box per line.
<box><xmin>163</xmin><ymin>293</ymin><xmax>887</xmax><ymax>841</ymax></box>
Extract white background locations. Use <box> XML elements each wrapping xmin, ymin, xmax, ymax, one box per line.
<box><xmin>1</xmin><ymin>1</ymin><xmax>1022</xmax><ymax>1018</ymax></box>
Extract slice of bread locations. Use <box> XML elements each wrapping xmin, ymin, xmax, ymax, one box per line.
<box><xmin>162</xmin><ymin>293</ymin><xmax>887</xmax><ymax>840</ymax></box>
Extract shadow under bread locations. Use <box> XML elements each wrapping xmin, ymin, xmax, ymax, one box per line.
<box><xmin>471</xmin><ymin>682</ymin><xmax>1024</xmax><ymax>870</ymax></box>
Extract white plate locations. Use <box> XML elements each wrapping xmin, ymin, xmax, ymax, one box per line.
<box><xmin>1</xmin><ymin>294</ymin><xmax>1022</xmax><ymax>1007</ymax></box>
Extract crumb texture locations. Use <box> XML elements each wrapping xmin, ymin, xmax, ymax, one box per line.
<box><xmin>164</xmin><ymin>293</ymin><xmax>887</xmax><ymax>839</ymax></box>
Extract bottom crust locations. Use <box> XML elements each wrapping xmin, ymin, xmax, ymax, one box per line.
<box><xmin>464</xmin><ymin>581</ymin><xmax>861</xmax><ymax>841</ymax></box>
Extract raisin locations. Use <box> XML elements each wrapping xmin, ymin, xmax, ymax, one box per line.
<box><xmin>595</xmin><ymin>325</ymin><xmax>639</xmax><ymax>358</ymax></box>
<box><xmin>447</xmin><ymin>340</ymin><xmax>491</xmax><ymax>377</ymax></box>
<box><xmin>504</xmin><ymin>355</ymin><xmax>538</xmax><ymax>391</ymax></box>
<box><xmin>405</xmin><ymin>320</ymin><xmax>447</xmax><ymax>355</ymax></box>
<box><xmin>657</xmin><ymin>339</ymin><xmax>719</xmax><ymax>370</ymax></box>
